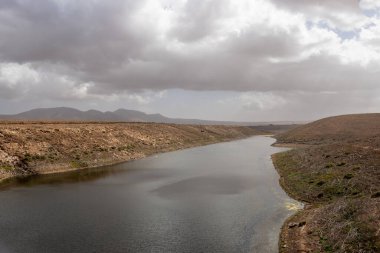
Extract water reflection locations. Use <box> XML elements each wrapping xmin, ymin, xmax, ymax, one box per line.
<box><xmin>0</xmin><ymin>165</ymin><xmax>126</xmax><ymax>190</ymax></box>
<box><xmin>0</xmin><ymin>136</ymin><xmax>299</xmax><ymax>253</ymax></box>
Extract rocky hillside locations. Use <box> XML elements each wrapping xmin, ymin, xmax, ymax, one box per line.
<box><xmin>0</xmin><ymin>122</ymin><xmax>260</xmax><ymax>182</ymax></box>
<box><xmin>273</xmin><ymin>114</ymin><xmax>380</xmax><ymax>253</ymax></box>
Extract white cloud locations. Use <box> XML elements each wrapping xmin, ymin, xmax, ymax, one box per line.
<box><xmin>124</xmin><ymin>90</ymin><xmax>167</xmax><ymax>105</ymax></box>
<box><xmin>239</xmin><ymin>92</ymin><xmax>287</xmax><ymax>110</ymax></box>
<box><xmin>360</xmin><ymin>0</ymin><xmax>380</xmax><ymax>10</ymax></box>
<box><xmin>0</xmin><ymin>63</ymin><xmax>39</xmax><ymax>87</ymax></box>
<box><xmin>219</xmin><ymin>92</ymin><xmax>287</xmax><ymax>111</ymax></box>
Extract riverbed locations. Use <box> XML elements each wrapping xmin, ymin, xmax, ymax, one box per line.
<box><xmin>0</xmin><ymin>136</ymin><xmax>299</xmax><ymax>253</ymax></box>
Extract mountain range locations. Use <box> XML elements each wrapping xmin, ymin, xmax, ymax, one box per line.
<box><xmin>0</xmin><ymin>107</ymin><xmax>301</xmax><ymax>126</ymax></box>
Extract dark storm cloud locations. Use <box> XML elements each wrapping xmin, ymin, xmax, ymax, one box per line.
<box><xmin>0</xmin><ymin>0</ymin><xmax>147</xmax><ymax>70</ymax></box>
<box><xmin>0</xmin><ymin>0</ymin><xmax>379</xmax><ymax>120</ymax></box>
<box><xmin>0</xmin><ymin>83</ymin><xmax>18</xmax><ymax>99</ymax></box>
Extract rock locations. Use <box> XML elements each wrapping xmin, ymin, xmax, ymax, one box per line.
<box><xmin>343</xmin><ymin>173</ymin><xmax>354</xmax><ymax>180</ymax></box>
<box><xmin>316</xmin><ymin>181</ymin><xmax>325</xmax><ymax>186</ymax></box>
<box><xmin>298</xmin><ymin>221</ymin><xmax>306</xmax><ymax>227</ymax></box>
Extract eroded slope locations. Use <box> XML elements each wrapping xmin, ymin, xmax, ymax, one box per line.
<box><xmin>0</xmin><ymin>122</ymin><xmax>259</xmax><ymax>181</ymax></box>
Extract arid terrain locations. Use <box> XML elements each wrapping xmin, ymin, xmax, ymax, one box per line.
<box><xmin>273</xmin><ymin>114</ymin><xmax>380</xmax><ymax>253</ymax></box>
<box><xmin>0</xmin><ymin>122</ymin><xmax>260</xmax><ymax>184</ymax></box>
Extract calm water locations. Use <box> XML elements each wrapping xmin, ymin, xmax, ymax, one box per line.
<box><xmin>0</xmin><ymin>136</ymin><xmax>299</xmax><ymax>253</ymax></box>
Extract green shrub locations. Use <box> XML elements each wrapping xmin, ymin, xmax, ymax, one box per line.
<box><xmin>70</xmin><ymin>160</ymin><xmax>88</xmax><ymax>168</ymax></box>
<box><xmin>0</xmin><ymin>165</ymin><xmax>13</xmax><ymax>172</ymax></box>
<box><xmin>117</xmin><ymin>144</ymin><xmax>135</xmax><ymax>151</ymax></box>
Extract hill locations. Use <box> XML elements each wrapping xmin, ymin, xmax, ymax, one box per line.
<box><xmin>273</xmin><ymin>113</ymin><xmax>380</xmax><ymax>253</ymax></box>
<box><xmin>276</xmin><ymin>113</ymin><xmax>380</xmax><ymax>146</ymax></box>
<box><xmin>0</xmin><ymin>107</ymin><xmax>170</xmax><ymax>123</ymax></box>
<box><xmin>0</xmin><ymin>107</ymin><xmax>301</xmax><ymax>127</ymax></box>
<box><xmin>0</xmin><ymin>122</ymin><xmax>260</xmax><ymax>184</ymax></box>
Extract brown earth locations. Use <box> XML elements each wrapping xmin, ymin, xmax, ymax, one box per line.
<box><xmin>276</xmin><ymin>113</ymin><xmax>380</xmax><ymax>147</ymax></box>
<box><xmin>0</xmin><ymin>121</ymin><xmax>260</xmax><ymax>183</ymax></box>
<box><xmin>273</xmin><ymin>114</ymin><xmax>380</xmax><ymax>253</ymax></box>
<box><xmin>250</xmin><ymin>124</ymin><xmax>301</xmax><ymax>134</ymax></box>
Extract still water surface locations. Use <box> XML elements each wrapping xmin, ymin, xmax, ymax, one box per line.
<box><xmin>0</xmin><ymin>136</ymin><xmax>299</xmax><ymax>253</ymax></box>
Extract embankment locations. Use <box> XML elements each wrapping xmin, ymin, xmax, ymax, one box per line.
<box><xmin>0</xmin><ymin>122</ymin><xmax>260</xmax><ymax>182</ymax></box>
<box><xmin>272</xmin><ymin>114</ymin><xmax>380</xmax><ymax>253</ymax></box>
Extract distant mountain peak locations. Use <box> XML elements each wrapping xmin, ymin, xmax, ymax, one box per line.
<box><xmin>0</xmin><ymin>107</ymin><xmax>299</xmax><ymax>126</ymax></box>
<box><xmin>0</xmin><ymin>107</ymin><xmax>168</xmax><ymax>123</ymax></box>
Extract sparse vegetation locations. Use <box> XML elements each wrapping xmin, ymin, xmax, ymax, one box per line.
<box><xmin>117</xmin><ymin>144</ymin><xmax>135</xmax><ymax>151</ymax></box>
<box><xmin>0</xmin><ymin>165</ymin><xmax>13</xmax><ymax>172</ymax></box>
<box><xmin>23</xmin><ymin>153</ymin><xmax>46</xmax><ymax>162</ymax></box>
<box><xmin>274</xmin><ymin>114</ymin><xmax>380</xmax><ymax>253</ymax></box>
<box><xmin>0</xmin><ymin>122</ymin><xmax>260</xmax><ymax>181</ymax></box>
<box><xmin>70</xmin><ymin>160</ymin><xmax>88</xmax><ymax>168</ymax></box>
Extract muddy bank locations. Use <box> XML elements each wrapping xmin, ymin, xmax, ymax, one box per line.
<box><xmin>0</xmin><ymin>122</ymin><xmax>260</xmax><ymax>183</ymax></box>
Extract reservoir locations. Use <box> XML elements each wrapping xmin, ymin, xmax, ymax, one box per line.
<box><xmin>0</xmin><ymin>136</ymin><xmax>299</xmax><ymax>253</ymax></box>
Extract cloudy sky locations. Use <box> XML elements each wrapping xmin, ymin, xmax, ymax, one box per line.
<box><xmin>0</xmin><ymin>0</ymin><xmax>380</xmax><ymax>121</ymax></box>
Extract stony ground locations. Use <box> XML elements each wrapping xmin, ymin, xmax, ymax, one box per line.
<box><xmin>0</xmin><ymin>122</ymin><xmax>260</xmax><ymax>182</ymax></box>
<box><xmin>273</xmin><ymin>114</ymin><xmax>380</xmax><ymax>253</ymax></box>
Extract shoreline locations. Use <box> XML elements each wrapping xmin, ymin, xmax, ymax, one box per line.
<box><xmin>272</xmin><ymin>142</ymin><xmax>380</xmax><ymax>252</ymax></box>
<box><xmin>272</xmin><ymin>149</ymin><xmax>319</xmax><ymax>253</ymax></box>
<box><xmin>271</xmin><ymin>149</ymin><xmax>309</xmax><ymax>252</ymax></box>
<box><xmin>0</xmin><ymin>127</ymin><xmax>259</xmax><ymax>188</ymax></box>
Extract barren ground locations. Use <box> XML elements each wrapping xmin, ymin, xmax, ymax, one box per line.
<box><xmin>0</xmin><ymin>121</ymin><xmax>260</xmax><ymax>183</ymax></box>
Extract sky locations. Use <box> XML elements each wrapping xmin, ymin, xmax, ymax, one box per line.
<box><xmin>0</xmin><ymin>0</ymin><xmax>380</xmax><ymax>121</ymax></box>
